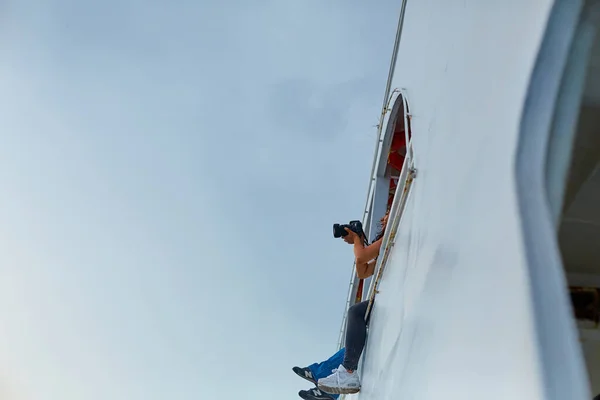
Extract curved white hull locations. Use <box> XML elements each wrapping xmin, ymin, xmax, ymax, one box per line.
<box><xmin>344</xmin><ymin>1</ymin><xmax>599</xmax><ymax>399</ymax></box>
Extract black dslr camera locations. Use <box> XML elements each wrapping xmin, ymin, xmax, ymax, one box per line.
<box><xmin>333</xmin><ymin>220</ymin><xmax>365</xmax><ymax>239</ymax></box>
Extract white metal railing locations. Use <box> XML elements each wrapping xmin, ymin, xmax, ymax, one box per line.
<box><xmin>336</xmin><ymin>88</ymin><xmax>401</xmax><ymax>349</ymax></box>
<box><xmin>336</xmin><ymin>91</ymin><xmax>416</xmax><ymax>352</ymax></box>
<box><xmin>365</xmin><ymin>88</ymin><xmax>415</xmax><ymax>315</ymax></box>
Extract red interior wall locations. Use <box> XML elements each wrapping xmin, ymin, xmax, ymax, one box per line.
<box><xmin>387</xmin><ymin>120</ymin><xmax>411</xmax><ymax>207</ymax></box>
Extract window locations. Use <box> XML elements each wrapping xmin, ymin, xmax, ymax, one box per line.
<box><xmin>559</xmin><ymin>24</ymin><xmax>600</xmax><ymax>396</ymax></box>
<box><xmin>516</xmin><ymin>1</ymin><xmax>600</xmax><ymax>398</ymax></box>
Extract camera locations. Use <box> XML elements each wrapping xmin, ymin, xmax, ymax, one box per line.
<box><xmin>333</xmin><ymin>220</ymin><xmax>365</xmax><ymax>239</ymax></box>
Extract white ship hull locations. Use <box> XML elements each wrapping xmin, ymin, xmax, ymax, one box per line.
<box><xmin>342</xmin><ymin>1</ymin><xmax>600</xmax><ymax>399</ymax></box>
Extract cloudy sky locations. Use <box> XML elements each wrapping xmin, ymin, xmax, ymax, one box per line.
<box><xmin>0</xmin><ymin>1</ymin><xmax>400</xmax><ymax>399</ymax></box>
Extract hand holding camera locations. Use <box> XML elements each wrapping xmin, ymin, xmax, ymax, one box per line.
<box><xmin>332</xmin><ymin>220</ymin><xmax>368</xmax><ymax>245</ymax></box>
<box><xmin>342</xmin><ymin>227</ymin><xmax>360</xmax><ymax>244</ymax></box>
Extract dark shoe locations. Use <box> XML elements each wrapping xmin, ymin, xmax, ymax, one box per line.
<box><xmin>292</xmin><ymin>366</ymin><xmax>316</xmax><ymax>384</ymax></box>
<box><xmin>299</xmin><ymin>387</ymin><xmax>335</xmax><ymax>400</ymax></box>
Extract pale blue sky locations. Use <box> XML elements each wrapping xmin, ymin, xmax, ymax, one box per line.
<box><xmin>0</xmin><ymin>1</ymin><xmax>400</xmax><ymax>399</ymax></box>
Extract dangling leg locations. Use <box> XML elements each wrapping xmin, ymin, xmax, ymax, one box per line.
<box><xmin>317</xmin><ymin>301</ymin><xmax>369</xmax><ymax>394</ymax></box>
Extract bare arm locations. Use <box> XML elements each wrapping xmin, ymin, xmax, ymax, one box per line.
<box><xmin>352</xmin><ymin>235</ymin><xmax>383</xmax><ymax>264</ymax></box>
<box><xmin>356</xmin><ymin>260</ymin><xmax>376</xmax><ymax>279</ymax></box>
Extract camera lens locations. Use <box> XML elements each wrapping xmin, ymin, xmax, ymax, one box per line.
<box><xmin>333</xmin><ymin>223</ymin><xmax>347</xmax><ymax>238</ymax></box>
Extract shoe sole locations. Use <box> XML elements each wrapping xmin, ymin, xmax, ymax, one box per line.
<box><xmin>317</xmin><ymin>383</ymin><xmax>360</xmax><ymax>395</ymax></box>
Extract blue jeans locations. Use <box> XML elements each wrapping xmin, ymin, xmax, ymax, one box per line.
<box><xmin>308</xmin><ymin>347</ymin><xmax>345</xmax><ymax>399</ymax></box>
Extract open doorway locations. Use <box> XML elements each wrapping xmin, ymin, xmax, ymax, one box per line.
<box><xmin>386</xmin><ymin>94</ymin><xmax>412</xmax><ymax>210</ymax></box>
<box><xmin>355</xmin><ymin>91</ymin><xmax>413</xmax><ymax>304</ymax></box>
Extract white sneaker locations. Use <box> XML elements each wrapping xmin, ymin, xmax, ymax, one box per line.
<box><xmin>317</xmin><ymin>364</ymin><xmax>361</xmax><ymax>394</ymax></box>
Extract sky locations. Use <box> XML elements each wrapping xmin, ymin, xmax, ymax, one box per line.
<box><xmin>0</xmin><ymin>1</ymin><xmax>401</xmax><ymax>399</ymax></box>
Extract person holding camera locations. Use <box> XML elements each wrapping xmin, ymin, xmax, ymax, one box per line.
<box><xmin>292</xmin><ymin>212</ymin><xmax>389</xmax><ymax>398</ymax></box>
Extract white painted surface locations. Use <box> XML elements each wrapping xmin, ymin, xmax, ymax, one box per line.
<box><xmin>353</xmin><ymin>1</ymin><xmax>560</xmax><ymax>399</ymax></box>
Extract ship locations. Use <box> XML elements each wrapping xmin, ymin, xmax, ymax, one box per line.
<box><xmin>336</xmin><ymin>1</ymin><xmax>600</xmax><ymax>399</ymax></box>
